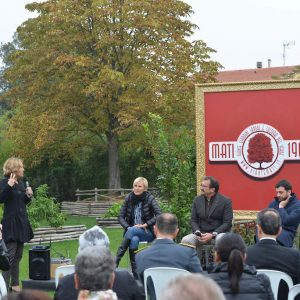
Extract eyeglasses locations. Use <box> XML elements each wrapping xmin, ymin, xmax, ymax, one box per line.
<box><xmin>201</xmin><ymin>184</ymin><xmax>210</xmax><ymax>188</ymax></box>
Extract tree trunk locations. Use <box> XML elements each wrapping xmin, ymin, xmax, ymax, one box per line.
<box><xmin>107</xmin><ymin>130</ymin><xmax>121</xmax><ymax>189</ymax></box>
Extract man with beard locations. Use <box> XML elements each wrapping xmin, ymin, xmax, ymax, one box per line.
<box><xmin>268</xmin><ymin>179</ymin><xmax>300</xmax><ymax>247</ymax></box>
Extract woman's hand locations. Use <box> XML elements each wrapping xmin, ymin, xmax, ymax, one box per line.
<box><xmin>134</xmin><ymin>223</ymin><xmax>148</xmax><ymax>232</ymax></box>
<box><xmin>8</xmin><ymin>173</ymin><xmax>18</xmax><ymax>187</ymax></box>
<box><xmin>26</xmin><ymin>187</ymin><xmax>33</xmax><ymax>198</ymax></box>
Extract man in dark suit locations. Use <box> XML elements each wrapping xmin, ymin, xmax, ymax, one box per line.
<box><xmin>136</xmin><ymin>213</ymin><xmax>202</xmax><ymax>300</ymax></box>
<box><xmin>136</xmin><ymin>213</ymin><xmax>202</xmax><ymax>281</ymax></box>
<box><xmin>54</xmin><ymin>226</ymin><xmax>144</xmax><ymax>300</ymax></box>
<box><xmin>246</xmin><ymin>208</ymin><xmax>300</xmax><ymax>300</ymax></box>
<box><xmin>181</xmin><ymin>176</ymin><xmax>233</xmax><ymax>248</ymax></box>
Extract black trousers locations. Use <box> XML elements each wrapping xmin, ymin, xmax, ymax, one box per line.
<box><xmin>2</xmin><ymin>241</ymin><xmax>24</xmax><ymax>288</ymax></box>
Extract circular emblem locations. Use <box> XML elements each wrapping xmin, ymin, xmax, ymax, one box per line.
<box><xmin>236</xmin><ymin>123</ymin><xmax>285</xmax><ymax>178</ymax></box>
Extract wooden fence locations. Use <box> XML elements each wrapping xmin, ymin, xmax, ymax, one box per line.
<box><xmin>75</xmin><ymin>188</ymin><xmax>159</xmax><ymax>202</ymax></box>
<box><xmin>61</xmin><ymin>201</ymin><xmax>115</xmax><ymax>216</ymax></box>
<box><xmin>28</xmin><ymin>225</ymin><xmax>87</xmax><ymax>244</ymax></box>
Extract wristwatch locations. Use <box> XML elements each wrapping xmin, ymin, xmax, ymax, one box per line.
<box><xmin>212</xmin><ymin>232</ymin><xmax>218</xmax><ymax>238</ymax></box>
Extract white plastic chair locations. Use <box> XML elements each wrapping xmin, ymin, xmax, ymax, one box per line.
<box><xmin>288</xmin><ymin>284</ymin><xmax>300</xmax><ymax>300</ymax></box>
<box><xmin>144</xmin><ymin>267</ymin><xmax>190</xmax><ymax>300</ymax></box>
<box><xmin>257</xmin><ymin>269</ymin><xmax>293</xmax><ymax>300</ymax></box>
<box><xmin>55</xmin><ymin>264</ymin><xmax>75</xmax><ymax>287</ymax></box>
<box><xmin>0</xmin><ymin>273</ymin><xmax>7</xmax><ymax>298</ymax></box>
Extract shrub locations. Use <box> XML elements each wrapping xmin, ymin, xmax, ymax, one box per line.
<box><xmin>28</xmin><ymin>184</ymin><xmax>66</xmax><ymax>229</ymax></box>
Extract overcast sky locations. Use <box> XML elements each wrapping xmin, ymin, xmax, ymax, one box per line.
<box><xmin>1</xmin><ymin>0</ymin><xmax>299</xmax><ymax>70</ymax></box>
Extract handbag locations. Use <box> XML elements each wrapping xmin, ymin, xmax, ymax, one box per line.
<box><xmin>0</xmin><ymin>239</ymin><xmax>10</xmax><ymax>271</ymax></box>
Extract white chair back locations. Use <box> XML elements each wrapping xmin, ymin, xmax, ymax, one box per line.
<box><xmin>0</xmin><ymin>273</ymin><xmax>7</xmax><ymax>299</ymax></box>
<box><xmin>144</xmin><ymin>267</ymin><xmax>190</xmax><ymax>300</ymax></box>
<box><xmin>257</xmin><ymin>269</ymin><xmax>293</xmax><ymax>300</ymax></box>
<box><xmin>288</xmin><ymin>284</ymin><xmax>300</xmax><ymax>300</ymax></box>
<box><xmin>55</xmin><ymin>264</ymin><xmax>75</xmax><ymax>287</ymax></box>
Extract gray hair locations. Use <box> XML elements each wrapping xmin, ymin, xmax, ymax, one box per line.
<box><xmin>78</xmin><ymin>226</ymin><xmax>110</xmax><ymax>253</ymax></box>
<box><xmin>75</xmin><ymin>246</ymin><xmax>115</xmax><ymax>291</ymax></box>
<box><xmin>161</xmin><ymin>274</ymin><xmax>225</xmax><ymax>300</ymax></box>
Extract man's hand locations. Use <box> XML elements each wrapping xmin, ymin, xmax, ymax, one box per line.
<box><xmin>198</xmin><ymin>233</ymin><xmax>213</xmax><ymax>243</ymax></box>
<box><xmin>279</xmin><ymin>198</ymin><xmax>290</xmax><ymax>208</ymax></box>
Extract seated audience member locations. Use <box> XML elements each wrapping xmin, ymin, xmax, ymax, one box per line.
<box><xmin>246</xmin><ymin>208</ymin><xmax>300</xmax><ymax>300</ymax></box>
<box><xmin>209</xmin><ymin>233</ymin><xmax>274</xmax><ymax>300</ymax></box>
<box><xmin>3</xmin><ymin>289</ymin><xmax>51</xmax><ymax>300</ymax></box>
<box><xmin>268</xmin><ymin>179</ymin><xmax>300</xmax><ymax>247</ymax></box>
<box><xmin>75</xmin><ymin>246</ymin><xmax>117</xmax><ymax>300</ymax></box>
<box><xmin>54</xmin><ymin>226</ymin><xmax>144</xmax><ymax>300</ymax></box>
<box><xmin>161</xmin><ymin>274</ymin><xmax>225</xmax><ymax>300</ymax></box>
<box><xmin>136</xmin><ymin>213</ymin><xmax>202</xmax><ymax>282</ymax></box>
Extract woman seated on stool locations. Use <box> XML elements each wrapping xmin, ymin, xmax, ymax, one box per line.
<box><xmin>116</xmin><ymin>177</ymin><xmax>161</xmax><ymax>278</ymax></box>
<box><xmin>209</xmin><ymin>233</ymin><xmax>274</xmax><ymax>300</ymax></box>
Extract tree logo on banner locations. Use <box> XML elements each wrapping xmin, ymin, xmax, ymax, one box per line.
<box><xmin>209</xmin><ymin>123</ymin><xmax>300</xmax><ymax>178</ymax></box>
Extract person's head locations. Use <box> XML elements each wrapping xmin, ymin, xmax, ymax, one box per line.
<box><xmin>154</xmin><ymin>213</ymin><xmax>179</xmax><ymax>239</ymax></box>
<box><xmin>214</xmin><ymin>233</ymin><xmax>246</xmax><ymax>294</ymax></box>
<box><xmin>275</xmin><ymin>179</ymin><xmax>292</xmax><ymax>202</ymax></box>
<box><xmin>132</xmin><ymin>177</ymin><xmax>148</xmax><ymax>195</ymax></box>
<box><xmin>78</xmin><ymin>226</ymin><xmax>110</xmax><ymax>253</ymax></box>
<box><xmin>201</xmin><ymin>176</ymin><xmax>219</xmax><ymax>198</ymax></box>
<box><xmin>256</xmin><ymin>208</ymin><xmax>282</xmax><ymax>238</ymax></box>
<box><xmin>161</xmin><ymin>274</ymin><xmax>225</xmax><ymax>300</ymax></box>
<box><xmin>3</xmin><ymin>157</ymin><xmax>24</xmax><ymax>179</ymax></box>
<box><xmin>3</xmin><ymin>289</ymin><xmax>51</xmax><ymax>300</ymax></box>
<box><xmin>75</xmin><ymin>246</ymin><xmax>115</xmax><ymax>292</ymax></box>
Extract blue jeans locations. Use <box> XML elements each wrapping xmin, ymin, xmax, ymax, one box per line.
<box><xmin>124</xmin><ymin>226</ymin><xmax>155</xmax><ymax>249</ymax></box>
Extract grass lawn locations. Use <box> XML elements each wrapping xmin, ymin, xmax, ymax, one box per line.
<box><xmin>20</xmin><ymin>216</ymin><xmax>127</xmax><ymax>285</ymax></box>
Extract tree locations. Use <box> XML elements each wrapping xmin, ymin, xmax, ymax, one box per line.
<box><xmin>247</xmin><ymin>133</ymin><xmax>273</xmax><ymax>169</ymax></box>
<box><xmin>2</xmin><ymin>0</ymin><xmax>221</xmax><ymax>188</ymax></box>
<box><xmin>143</xmin><ymin>113</ymin><xmax>196</xmax><ymax>239</ymax></box>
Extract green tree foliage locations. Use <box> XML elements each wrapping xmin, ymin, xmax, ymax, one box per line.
<box><xmin>28</xmin><ymin>184</ymin><xmax>66</xmax><ymax>229</ymax></box>
<box><xmin>2</xmin><ymin>0</ymin><xmax>221</xmax><ymax>189</ymax></box>
<box><xmin>143</xmin><ymin>113</ymin><xmax>196</xmax><ymax>239</ymax></box>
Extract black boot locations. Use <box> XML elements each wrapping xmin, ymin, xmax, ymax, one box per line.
<box><xmin>116</xmin><ymin>238</ymin><xmax>130</xmax><ymax>267</ymax></box>
<box><xmin>129</xmin><ymin>248</ymin><xmax>138</xmax><ymax>279</ymax></box>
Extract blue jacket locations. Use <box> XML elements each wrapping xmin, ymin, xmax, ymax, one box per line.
<box><xmin>136</xmin><ymin>238</ymin><xmax>202</xmax><ymax>281</ymax></box>
<box><xmin>269</xmin><ymin>193</ymin><xmax>300</xmax><ymax>247</ymax></box>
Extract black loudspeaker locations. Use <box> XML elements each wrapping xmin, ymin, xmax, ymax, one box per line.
<box><xmin>29</xmin><ymin>246</ymin><xmax>50</xmax><ymax>280</ymax></box>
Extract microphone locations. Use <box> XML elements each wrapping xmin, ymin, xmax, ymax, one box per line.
<box><xmin>25</xmin><ymin>179</ymin><xmax>33</xmax><ymax>198</ymax></box>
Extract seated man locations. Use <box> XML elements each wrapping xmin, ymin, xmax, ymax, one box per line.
<box><xmin>246</xmin><ymin>208</ymin><xmax>300</xmax><ymax>299</ymax></box>
<box><xmin>181</xmin><ymin>176</ymin><xmax>233</xmax><ymax>266</ymax></box>
<box><xmin>54</xmin><ymin>226</ymin><xmax>144</xmax><ymax>300</ymax></box>
<box><xmin>136</xmin><ymin>213</ymin><xmax>202</xmax><ymax>282</ymax></box>
<box><xmin>268</xmin><ymin>179</ymin><xmax>300</xmax><ymax>247</ymax></box>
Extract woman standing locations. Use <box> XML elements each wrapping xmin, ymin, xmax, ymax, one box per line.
<box><xmin>0</xmin><ymin>157</ymin><xmax>34</xmax><ymax>292</ymax></box>
<box><xmin>116</xmin><ymin>177</ymin><xmax>161</xmax><ymax>278</ymax></box>
<box><xmin>209</xmin><ymin>233</ymin><xmax>274</xmax><ymax>300</ymax></box>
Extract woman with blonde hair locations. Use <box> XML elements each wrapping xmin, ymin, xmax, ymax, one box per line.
<box><xmin>0</xmin><ymin>157</ymin><xmax>34</xmax><ymax>292</ymax></box>
<box><xmin>116</xmin><ymin>177</ymin><xmax>161</xmax><ymax>278</ymax></box>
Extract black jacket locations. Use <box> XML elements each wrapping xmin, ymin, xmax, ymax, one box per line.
<box><xmin>208</xmin><ymin>262</ymin><xmax>274</xmax><ymax>300</ymax></box>
<box><xmin>54</xmin><ymin>269</ymin><xmax>145</xmax><ymax>300</ymax></box>
<box><xmin>191</xmin><ymin>193</ymin><xmax>233</xmax><ymax>234</ymax></box>
<box><xmin>0</xmin><ymin>177</ymin><xmax>33</xmax><ymax>243</ymax></box>
<box><xmin>119</xmin><ymin>191</ymin><xmax>161</xmax><ymax>233</ymax></box>
<box><xmin>246</xmin><ymin>239</ymin><xmax>300</xmax><ymax>284</ymax></box>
